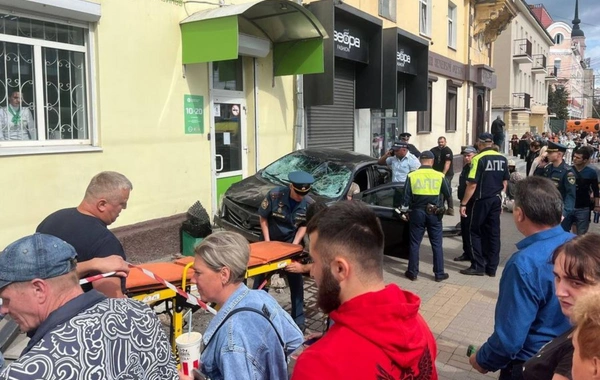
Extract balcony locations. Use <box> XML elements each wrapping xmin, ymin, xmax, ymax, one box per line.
<box><xmin>473</xmin><ymin>0</ymin><xmax>517</xmax><ymax>44</ymax></box>
<box><xmin>531</xmin><ymin>54</ymin><xmax>547</xmax><ymax>74</ymax></box>
<box><xmin>545</xmin><ymin>67</ymin><xmax>558</xmax><ymax>82</ymax></box>
<box><xmin>512</xmin><ymin>93</ymin><xmax>531</xmax><ymax>110</ymax></box>
<box><xmin>513</xmin><ymin>39</ymin><xmax>532</xmax><ymax>64</ymax></box>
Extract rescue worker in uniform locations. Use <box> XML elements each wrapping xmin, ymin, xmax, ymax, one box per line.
<box><xmin>459</xmin><ymin>133</ymin><xmax>509</xmax><ymax>277</ymax></box>
<box><xmin>400</xmin><ymin>151</ymin><xmax>452</xmax><ymax>282</ymax></box>
<box><xmin>253</xmin><ymin>170</ymin><xmax>314</xmax><ymax>331</ymax></box>
<box><xmin>454</xmin><ymin>146</ymin><xmax>477</xmax><ymax>262</ymax></box>
<box><xmin>535</xmin><ymin>141</ymin><xmax>576</xmax><ymax>232</ymax></box>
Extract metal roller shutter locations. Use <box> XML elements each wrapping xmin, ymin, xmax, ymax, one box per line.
<box><xmin>306</xmin><ymin>60</ymin><xmax>355</xmax><ymax>150</ymax></box>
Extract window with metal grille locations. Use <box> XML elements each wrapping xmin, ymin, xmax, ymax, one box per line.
<box><xmin>0</xmin><ymin>13</ymin><xmax>91</xmax><ymax>148</ymax></box>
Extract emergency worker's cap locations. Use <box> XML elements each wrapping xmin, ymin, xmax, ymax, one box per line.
<box><xmin>288</xmin><ymin>171</ymin><xmax>314</xmax><ymax>196</ymax></box>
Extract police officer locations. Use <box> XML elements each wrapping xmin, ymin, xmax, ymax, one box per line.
<box><xmin>399</xmin><ymin>132</ymin><xmax>421</xmax><ymax>158</ymax></box>
<box><xmin>400</xmin><ymin>151</ymin><xmax>452</xmax><ymax>282</ymax></box>
<box><xmin>537</xmin><ymin>141</ymin><xmax>576</xmax><ymax>232</ymax></box>
<box><xmin>459</xmin><ymin>133</ymin><xmax>509</xmax><ymax>277</ymax></box>
<box><xmin>454</xmin><ymin>146</ymin><xmax>477</xmax><ymax>262</ymax></box>
<box><xmin>254</xmin><ymin>170</ymin><xmax>314</xmax><ymax>331</ymax></box>
<box><xmin>377</xmin><ymin>140</ymin><xmax>420</xmax><ymax>207</ymax></box>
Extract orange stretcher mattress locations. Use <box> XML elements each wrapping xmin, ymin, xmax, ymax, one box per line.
<box><xmin>126</xmin><ymin>241</ymin><xmax>303</xmax><ymax>293</ymax></box>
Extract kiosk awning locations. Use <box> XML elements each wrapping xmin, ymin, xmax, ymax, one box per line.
<box><xmin>180</xmin><ymin>0</ymin><xmax>327</xmax><ymax>76</ymax></box>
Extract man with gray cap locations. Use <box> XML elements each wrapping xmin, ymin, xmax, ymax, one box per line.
<box><xmin>0</xmin><ymin>233</ymin><xmax>178</xmax><ymax>379</ymax></box>
<box><xmin>400</xmin><ymin>151</ymin><xmax>452</xmax><ymax>282</ymax></box>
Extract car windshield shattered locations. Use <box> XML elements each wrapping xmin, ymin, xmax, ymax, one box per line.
<box><xmin>260</xmin><ymin>153</ymin><xmax>351</xmax><ymax>199</ymax></box>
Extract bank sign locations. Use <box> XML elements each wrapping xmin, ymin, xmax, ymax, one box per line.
<box><xmin>334</xmin><ymin>19</ymin><xmax>368</xmax><ymax>63</ymax></box>
<box><xmin>396</xmin><ymin>43</ymin><xmax>417</xmax><ymax>75</ymax></box>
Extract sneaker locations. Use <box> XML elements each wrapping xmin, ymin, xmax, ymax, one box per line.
<box><xmin>445</xmin><ymin>208</ymin><xmax>455</xmax><ymax>216</ymax></box>
<box><xmin>435</xmin><ymin>273</ymin><xmax>449</xmax><ymax>282</ymax></box>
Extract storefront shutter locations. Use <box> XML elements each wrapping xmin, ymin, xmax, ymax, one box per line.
<box><xmin>306</xmin><ymin>60</ymin><xmax>355</xmax><ymax>150</ymax></box>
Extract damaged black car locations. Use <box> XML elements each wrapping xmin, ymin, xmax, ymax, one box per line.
<box><xmin>214</xmin><ymin>148</ymin><xmax>410</xmax><ymax>258</ymax></box>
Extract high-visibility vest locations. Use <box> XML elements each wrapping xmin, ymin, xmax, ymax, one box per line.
<box><xmin>408</xmin><ymin>168</ymin><xmax>445</xmax><ymax>196</ymax></box>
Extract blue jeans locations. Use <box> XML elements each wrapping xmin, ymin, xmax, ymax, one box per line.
<box><xmin>561</xmin><ymin>208</ymin><xmax>591</xmax><ymax>235</ymax></box>
<box><xmin>407</xmin><ymin>209</ymin><xmax>445</xmax><ymax>277</ymax></box>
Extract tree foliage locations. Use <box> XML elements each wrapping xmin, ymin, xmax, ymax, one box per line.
<box><xmin>548</xmin><ymin>86</ymin><xmax>570</xmax><ymax>120</ymax></box>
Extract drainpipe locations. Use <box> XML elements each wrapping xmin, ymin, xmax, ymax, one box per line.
<box><xmin>293</xmin><ymin>0</ymin><xmax>305</xmax><ymax>151</ymax></box>
<box><xmin>466</xmin><ymin>1</ymin><xmax>473</xmax><ymax>145</ymax></box>
<box><xmin>254</xmin><ymin>57</ymin><xmax>260</xmax><ymax>171</ymax></box>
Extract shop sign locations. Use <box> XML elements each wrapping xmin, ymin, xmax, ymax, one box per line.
<box><xmin>428</xmin><ymin>52</ymin><xmax>465</xmax><ymax>81</ymax></box>
<box><xmin>396</xmin><ymin>42</ymin><xmax>417</xmax><ymax>75</ymax></box>
<box><xmin>184</xmin><ymin>94</ymin><xmax>204</xmax><ymax>134</ymax></box>
<box><xmin>334</xmin><ymin>19</ymin><xmax>369</xmax><ymax>63</ymax></box>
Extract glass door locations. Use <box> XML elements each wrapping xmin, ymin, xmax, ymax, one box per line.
<box><xmin>212</xmin><ymin>98</ymin><xmax>246</xmax><ymax>207</ymax></box>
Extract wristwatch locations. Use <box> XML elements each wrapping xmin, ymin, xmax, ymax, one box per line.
<box><xmin>460</xmin><ymin>204</ymin><xmax>467</xmax><ymax>207</ymax></box>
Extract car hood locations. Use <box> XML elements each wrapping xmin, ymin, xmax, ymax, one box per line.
<box><xmin>224</xmin><ymin>174</ymin><xmax>331</xmax><ymax>209</ymax></box>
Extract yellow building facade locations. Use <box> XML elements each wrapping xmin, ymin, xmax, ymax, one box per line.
<box><xmin>0</xmin><ymin>0</ymin><xmax>326</xmax><ymax>253</ymax></box>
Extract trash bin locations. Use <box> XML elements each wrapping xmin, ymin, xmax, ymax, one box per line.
<box><xmin>180</xmin><ymin>201</ymin><xmax>212</xmax><ymax>256</ymax></box>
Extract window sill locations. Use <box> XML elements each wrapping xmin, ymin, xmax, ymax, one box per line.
<box><xmin>448</xmin><ymin>45</ymin><xmax>457</xmax><ymax>52</ymax></box>
<box><xmin>417</xmin><ymin>131</ymin><xmax>432</xmax><ymax>135</ymax></box>
<box><xmin>0</xmin><ymin>145</ymin><xmax>103</xmax><ymax>157</ymax></box>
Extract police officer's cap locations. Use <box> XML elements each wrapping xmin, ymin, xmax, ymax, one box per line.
<box><xmin>392</xmin><ymin>141</ymin><xmax>409</xmax><ymax>150</ymax></box>
<box><xmin>478</xmin><ymin>132</ymin><xmax>494</xmax><ymax>142</ymax></box>
<box><xmin>420</xmin><ymin>150</ymin><xmax>435</xmax><ymax>159</ymax></box>
<box><xmin>399</xmin><ymin>132</ymin><xmax>412</xmax><ymax>138</ymax></box>
<box><xmin>461</xmin><ymin>146</ymin><xmax>477</xmax><ymax>154</ymax></box>
<box><xmin>288</xmin><ymin>171</ymin><xmax>314</xmax><ymax>195</ymax></box>
<box><xmin>546</xmin><ymin>141</ymin><xmax>567</xmax><ymax>153</ymax></box>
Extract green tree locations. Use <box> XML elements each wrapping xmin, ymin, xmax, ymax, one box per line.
<box><xmin>548</xmin><ymin>86</ymin><xmax>569</xmax><ymax>120</ymax></box>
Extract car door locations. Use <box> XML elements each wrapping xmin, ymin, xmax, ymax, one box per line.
<box><xmin>354</xmin><ymin>183</ymin><xmax>409</xmax><ymax>260</ymax></box>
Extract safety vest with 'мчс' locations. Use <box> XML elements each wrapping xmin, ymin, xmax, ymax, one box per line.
<box><xmin>408</xmin><ymin>168</ymin><xmax>445</xmax><ymax>195</ymax></box>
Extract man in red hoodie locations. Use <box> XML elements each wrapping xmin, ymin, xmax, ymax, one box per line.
<box><xmin>291</xmin><ymin>201</ymin><xmax>438</xmax><ymax>379</ymax></box>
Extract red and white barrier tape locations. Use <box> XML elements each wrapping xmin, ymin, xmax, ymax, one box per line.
<box><xmin>127</xmin><ymin>263</ymin><xmax>217</xmax><ymax>315</ymax></box>
<box><xmin>79</xmin><ymin>271</ymin><xmax>116</xmax><ymax>285</ymax></box>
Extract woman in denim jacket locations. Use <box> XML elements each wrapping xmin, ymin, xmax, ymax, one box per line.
<box><xmin>182</xmin><ymin>231</ymin><xmax>303</xmax><ymax>380</ymax></box>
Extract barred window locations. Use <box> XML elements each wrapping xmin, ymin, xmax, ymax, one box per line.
<box><xmin>0</xmin><ymin>14</ymin><xmax>90</xmax><ymax>146</ymax></box>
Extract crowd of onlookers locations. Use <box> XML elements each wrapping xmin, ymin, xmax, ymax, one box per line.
<box><xmin>510</xmin><ymin>130</ymin><xmax>600</xmax><ymax>165</ymax></box>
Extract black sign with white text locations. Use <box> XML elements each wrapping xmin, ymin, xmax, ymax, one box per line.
<box><xmin>334</xmin><ymin>17</ymin><xmax>369</xmax><ymax>63</ymax></box>
<box><xmin>396</xmin><ymin>42</ymin><xmax>417</xmax><ymax>75</ymax></box>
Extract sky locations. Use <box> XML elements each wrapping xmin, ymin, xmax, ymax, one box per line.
<box><xmin>534</xmin><ymin>0</ymin><xmax>600</xmax><ymax>74</ymax></box>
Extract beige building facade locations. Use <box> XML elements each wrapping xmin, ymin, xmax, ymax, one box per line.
<box><xmin>492</xmin><ymin>0</ymin><xmax>554</xmax><ymax>143</ymax></box>
<box><xmin>0</xmin><ymin>0</ymin><xmax>327</xmax><ymax>253</ymax></box>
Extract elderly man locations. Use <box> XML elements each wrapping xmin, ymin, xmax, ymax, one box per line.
<box><xmin>469</xmin><ymin>177</ymin><xmax>573</xmax><ymax>379</ymax></box>
<box><xmin>0</xmin><ymin>233</ymin><xmax>178</xmax><ymax>379</ymax></box>
<box><xmin>292</xmin><ymin>201</ymin><xmax>437</xmax><ymax>379</ymax></box>
<box><xmin>37</xmin><ymin>171</ymin><xmax>132</xmax><ymax>297</ymax></box>
<box><xmin>0</xmin><ymin>91</ymin><xmax>35</xmax><ymax>140</ymax></box>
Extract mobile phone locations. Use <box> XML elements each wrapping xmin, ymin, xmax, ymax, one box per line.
<box><xmin>192</xmin><ymin>369</ymin><xmax>207</xmax><ymax>380</ymax></box>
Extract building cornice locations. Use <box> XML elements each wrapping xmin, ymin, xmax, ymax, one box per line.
<box><xmin>473</xmin><ymin>0</ymin><xmax>518</xmax><ymax>44</ymax></box>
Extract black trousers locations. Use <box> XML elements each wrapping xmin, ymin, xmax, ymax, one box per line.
<box><xmin>469</xmin><ymin>196</ymin><xmax>502</xmax><ymax>274</ymax></box>
<box><xmin>460</xmin><ymin>202</ymin><xmax>474</xmax><ymax>260</ymax></box>
<box><xmin>499</xmin><ymin>360</ymin><xmax>524</xmax><ymax>380</ymax></box>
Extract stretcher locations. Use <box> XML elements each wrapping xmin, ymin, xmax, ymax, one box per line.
<box><xmin>126</xmin><ymin>241</ymin><xmax>305</xmax><ymax>353</ymax></box>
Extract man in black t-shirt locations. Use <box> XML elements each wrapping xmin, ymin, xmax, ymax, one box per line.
<box><xmin>431</xmin><ymin>136</ymin><xmax>454</xmax><ymax>213</ymax></box>
<box><xmin>37</xmin><ymin>171</ymin><xmax>132</xmax><ymax>297</ymax></box>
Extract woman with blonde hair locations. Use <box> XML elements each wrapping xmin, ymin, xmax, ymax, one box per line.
<box><xmin>181</xmin><ymin>231</ymin><xmax>303</xmax><ymax>380</ymax></box>
<box><xmin>570</xmin><ymin>292</ymin><xmax>600</xmax><ymax>380</ymax></box>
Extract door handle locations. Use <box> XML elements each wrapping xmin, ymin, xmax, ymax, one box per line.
<box><xmin>216</xmin><ymin>154</ymin><xmax>224</xmax><ymax>172</ymax></box>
